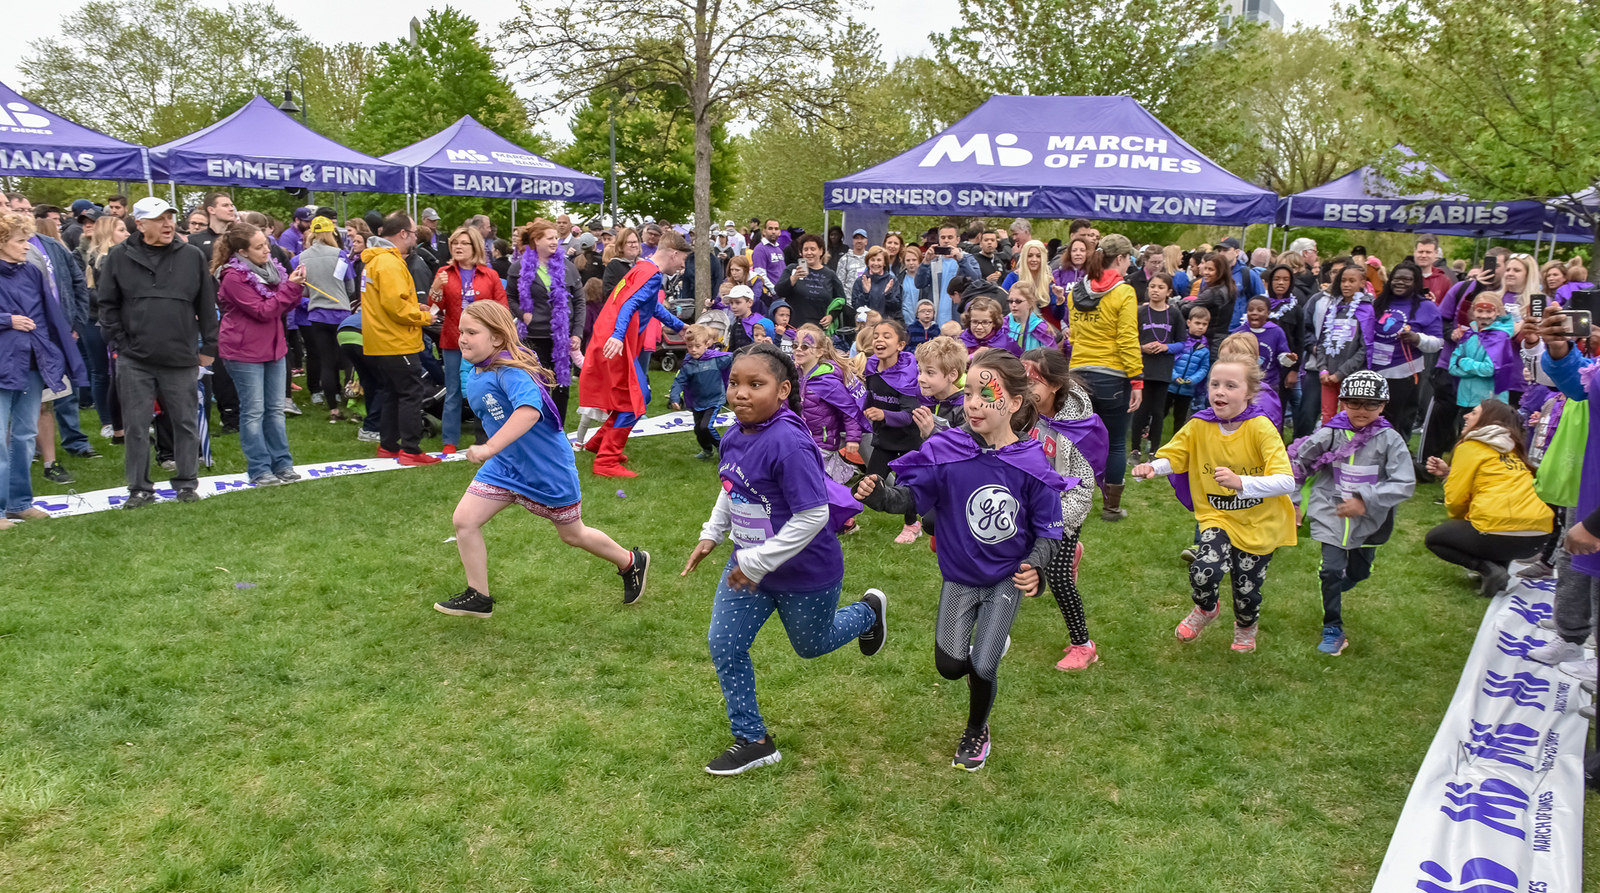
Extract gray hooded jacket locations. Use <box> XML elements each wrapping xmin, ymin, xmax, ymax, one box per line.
<box><xmin>1291</xmin><ymin>422</ymin><xmax>1416</xmax><ymax>548</ymax></box>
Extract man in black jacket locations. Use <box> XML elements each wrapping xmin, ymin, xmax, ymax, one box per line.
<box><xmin>98</xmin><ymin>197</ymin><xmax>219</xmax><ymax>507</ymax></box>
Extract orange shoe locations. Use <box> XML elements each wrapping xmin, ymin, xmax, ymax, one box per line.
<box><xmin>398</xmin><ymin>451</ymin><xmax>442</xmax><ymax>466</ymax></box>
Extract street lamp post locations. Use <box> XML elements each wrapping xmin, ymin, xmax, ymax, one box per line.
<box><xmin>278</xmin><ymin>66</ymin><xmax>311</xmax><ymax>204</ymax></box>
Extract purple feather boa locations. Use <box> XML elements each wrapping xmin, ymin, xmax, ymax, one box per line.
<box><xmin>518</xmin><ymin>246</ymin><xmax>571</xmax><ymax>386</ymax></box>
<box><xmin>1286</xmin><ymin>412</ymin><xmax>1392</xmax><ymax>484</ymax></box>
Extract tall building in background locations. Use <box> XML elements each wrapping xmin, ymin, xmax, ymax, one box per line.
<box><xmin>1221</xmin><ymin>0</ymin><xmax>1285</xmax><ymax>30</ymax></box>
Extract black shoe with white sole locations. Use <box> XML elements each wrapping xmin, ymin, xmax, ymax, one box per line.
<box><xmin>620</xmin><ymin>549</ymin><xmax>650</xmax><ymax>605</ymax></box>
<box><xmin>859</xmin><ymin>588</ymin><xmax>888</xmax><ymax>656</ymax></box>
<box><xmin>434</xmin><ymin>587</ymin><xmax>494</xmax><ymax>617</ymax></box>
<box><xmin>705</xmin><ymin>735</ymin><xmax>781</xmax><ymax>775</ymax></box>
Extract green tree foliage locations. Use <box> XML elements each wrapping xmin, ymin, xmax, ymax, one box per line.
<box><xmin>557</xmin><ymin>87</ymin><xmax>734</xmax><ymax>226</ymax></box>
<box><xmin>728</xmin><ymin>30</ymin><xmax>921</xmax><ymax>229</ymax></box>
<box><xmin>1350</xmin><ymin>0</ymin><xmax>1600</xmax><ymax>244</ymax></box>
<box><xmin>22</xmin><ymin>0</ymin><xmax>310</xmax><ymax>145</ymax></box>
<box><xmin>930</xmin><ymin>0</ymin><xmax>1261</xmax><ymax>173</ymax></box>
<box><xmin>355</xmin><ymin>7</ymin><xmax>537</xmax><ymax>157</ymax></box>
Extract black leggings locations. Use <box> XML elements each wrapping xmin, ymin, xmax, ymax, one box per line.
<box><xmin>1189</xmin><ymin>527</ymin><xmax>1272</xmax><ymax>628</ymax></box>
<box><xmin>1380</xmin><ymin>372</ymin><xmax>1422</xmax><ymax>443</ymax></box>
<box><xmin>866</xmin><ymin>443</ymin><xmax>916</xmax><ymax>524</ymax></box>
<box><xmin>1044</xmin><ymin>529</ymin><xmax>1089</xmax><ymax>645</ymax></box>
<box><xmin>1166</xmin><ymin>394</ymin><xmax>1193</xmax><ymax>433</ymax></box>
<box><xmin>305</xmin><ymin>322</ymin><xmax>346</xmax><ymax>408</ymax></box>
<box><xmin>526</xmin><ymin>336</ymin><xmax>570</xmax><ymax>425</ymax></box>
<box><xmin>1129</xmin><ymin>381</ymin><xmax>1171</xmax><ymax>456</ymax></box>
<box><xmin>1424</xmin><ymin>520</ymin><xmax>1545</xmax><ymax>573</ymax></box>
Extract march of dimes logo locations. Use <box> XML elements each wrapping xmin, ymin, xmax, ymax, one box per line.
<box><xmin>0</xmin><ymin>101</ymin><xmax>53</xmax><ymax>134</ymax></box>
<box><xmin>965</xmin><ymin>485</ymin><xmax>1019</xmax><ymax>544</ymax></box>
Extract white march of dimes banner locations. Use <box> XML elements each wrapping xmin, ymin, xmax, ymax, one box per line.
<box><xmin>1371</xmin><ymin>574</ymin><xmax>1592</xmax><ymax>893</ymax></box>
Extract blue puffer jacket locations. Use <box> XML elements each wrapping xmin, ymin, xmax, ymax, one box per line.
<box><xmin>0</xmin><ymin>259</ymin><xmax>85</xmax><ymax>392</ymax></box>
<box><xmin>1170</xmin><ymin>337</ymin><xmax>1210</xmax><ymax>397</ymax></box>
<box><xmin>668</xmin><ymin>349</ymin><xmax>733</xmax><ymax>411</ymax></box>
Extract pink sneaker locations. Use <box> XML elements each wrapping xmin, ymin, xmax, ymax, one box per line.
<box><xmin>1231</xmin><ymin>624</ymin><xmax>1258</xmax><ymax>653</ymax></box>
<box><xmin>1056</xmin><ymin>641</ymin><xmax>1098</xmax><ymax>671</ymax></box>
<box><xmin>1175</xmin><ymin>605</ymin><xmax>1219</xmax><ymax>642</ymax></box>
<box><xmin>894</xmin><ymin>521</ymin><xmax>923</xmax><ymax>544</ymax></box>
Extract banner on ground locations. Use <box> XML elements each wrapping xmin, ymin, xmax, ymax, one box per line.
<box><xmin>1370</xmin><ymin>574</ymin><xmax>1592</xmax><ymax>893</ymax></box>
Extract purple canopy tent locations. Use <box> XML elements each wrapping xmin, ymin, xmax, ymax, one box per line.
<box><xmin>382</xmin><ymin>116</ymin><xmax>602</xmax><ymax>203</ymax></box>
<box><xmin>824</xmin><ymin>95</ymin><xmax>1277</xmax><ymax>225</ymax></box>
<box><xmin>1276</xmin><ymin>148</ymin><xmax>1558</xmax><ymax>237</ymax></box>
<box><xmin>149</xmin><ymin>96</ymin><xmax>406</xmax><ymax>194</ymax></box>
<box><xmin>0</xmin><ymin>80</ymin><xmax>149</xmax><ymax>183</ymax></box>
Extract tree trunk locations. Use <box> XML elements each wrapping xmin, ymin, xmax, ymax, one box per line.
<box><xmin>692</xmin><ymin>0</ymin><xmax>713</xmax><ymax>319</ymax></box>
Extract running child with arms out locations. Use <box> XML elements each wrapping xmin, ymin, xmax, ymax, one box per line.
<box><xmin>667</xmin><ymin>324</ymin><xmax>734</xmax><ymax>460</ymax></box>
<box><xmin>856</xmin><ymin>349</ymin><xmax>1069</xmax><ymax>770</ymax></box>
<box><xmin>1132</xmin><ymin>353</ymin><xmax>1297</xmax><ymax>653</ymax></box>
<box><xmin>682</xmin><ymin>343</ymin><xmax>888</xmax><ymax>776</ymax></box>
<box><xmin>435</xmin><ymin>302</ymin><xmax>649</xmax><ymax>619</ymax></box>
<box><xmin>1023</xmin><ymin>348</ymin><xmax>1108</xmax><ymax>670</ymax></box>
<box><xmin>1287</xmin><ymin>371</ymin><xmax>1416</xmax><ymax>655</ymax></box>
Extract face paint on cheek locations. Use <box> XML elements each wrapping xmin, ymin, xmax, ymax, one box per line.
<box><xmin>976</xmin><ymin>369</ymin><xmax>1007</xmax><ymax>412</ymax></box>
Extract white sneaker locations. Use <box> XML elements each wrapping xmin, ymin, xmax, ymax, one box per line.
<box><xmin>1537</xmin><ymin>617</ymin><xmax>1558</xmax><ymax>631</ymax></box>
<box><xmin>100</xmin><ymin>425</ymin><xmax>113</xmax><ymax>438</ymax></box>
<box><xmin>356</xmin><ymin>428</ymin><xmax>380</xmax><ymax>443</ymax></box>
<box><xmin>310</xmin><ymin>393</ymin><xmax>325</xmax><ymax>405</ymax></box>
<box><xmin>282</xmin><ymin>398</ymin><xmax>302</xmax><ymax>416</ymax></box>
<box><xmin>1527</xmin><ymin>639</ymin><xmax>1586</xmax><ymax>666</ymax></box>
<box><xmin>1557</xmin><ymin>657</ymin><xmax>1598</xmax><ymax>681</ymax></box>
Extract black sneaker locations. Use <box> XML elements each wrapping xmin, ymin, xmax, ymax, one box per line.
<box><xmin>42</xmin><ymin>462</ymin><xmax>74</xmax><ymax>484</ymax></box>
<box><xmin>705</xmin><ymin>735</ymin><xmax>781</xmax><ymax>776</ymax></box>
<box><xmin>275</xmin><ymin>469</ymin><xmax>303</xmax><ymax>483</ymax></box>
<box><xmin>858</xmin><ymin>588</ymin><xmax>888</xmax><ymax>656</ymax></box>
<box><xmin>434</xmin><ymin>587</ymin><xmax>494</xmax><ymax>617</ymax></box>
<box><xmin>952</xmin><ymin>725</ymin><xmax>990</xmax><ymax>772</ymax></box>
<box><xmin>620</xmin><ymin>549</ymin><xmax>650</xmax><ymax>605</ymax></box>
<box><xmin>218</xmin><ymin>426</ymin><xmax>240</xmax><ymax>437</ymax></box>
<box><xmin>175</xmin><ymin>489</ymin><xmax>200</xmax><ymax>504</ymax></box>
<box><xmin>67</xmin><ymin>446</ymin><xmax>101</xmax><ymax>459</ymax></box>
<box><xmin>123</xmin><ymin>491</ymin><xmax>156</xmax><ymax>509</ymax></box>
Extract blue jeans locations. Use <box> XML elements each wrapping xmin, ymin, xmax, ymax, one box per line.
<box><xmin>1</xmin><ymin>372</ymin><xmax>44</xmax><ymax>513</ymax></box>
<box><xmin>227</xmin><ymin>357</ymin><xmax>292</xmax><ymax>481</ymax></box>
<box><xmin>1081</xmin><ymin>370</ymin><xmax>1131</xmax><ymax>486</ymax></box>
<box><xmin>707</xmin><ymin>563</ymin><xmax>874</xmax><ymax>741</ymax></box>
<box><xmin>51</xmin><ymin>383</ymin><xmax>89</xmax><ymax>453</ymax></box>
<box><xmin>442</xmin><ymin>348</ymin><xmax>463</xmax><ymax>447</ymax></box>
<box><xmin>81</xmin><ymin>322</ymin><xmax>112</xmax><ymax>426</ymax></box>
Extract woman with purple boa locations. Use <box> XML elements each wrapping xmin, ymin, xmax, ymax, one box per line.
<box><xmin>512</xmin><ymin>218</ymin><xmax>584</xmax><ymax>423</ymax></box>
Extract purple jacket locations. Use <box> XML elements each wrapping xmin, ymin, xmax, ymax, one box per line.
<box><xmin>799</xmin><ymin>363</ymin><xmax>868</xmax><ymax>451</ymax></box>
<box><xmin>1541</xmin><ymin>349</ymin><xmax>1600</xmax><ymax>577</ymax></box>
<box><xmin>0</xmin><ymin>259</ymin><xmax>84</xmax><ymax>392</ymax></box>
<box><xmin>216</xmin><ymin>263</ymin><xmax>305</xmax><ymax>363</ymax></box>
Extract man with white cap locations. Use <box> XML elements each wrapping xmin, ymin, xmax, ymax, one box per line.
<box><xmin>724</xmin><ymin>220</ymin><xmax>746</xmax><ymax>256</ymax></box>
<box><xmin>97</xmin><ymin>197</ymin><xmax>219</xmax><ymax>507</ymax></box>
<box><xmin>836</xmin><ymin>228</ymin><xmax>870</xmax><ymax>285</ymax></box>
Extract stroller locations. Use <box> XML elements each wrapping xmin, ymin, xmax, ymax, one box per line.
<box><xmin>658</xmin><ymin>307</ymin><xmax>733</xmax><ymax>372</ymax></box>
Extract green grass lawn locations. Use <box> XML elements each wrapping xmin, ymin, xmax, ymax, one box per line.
<box><xmin>1</xmin><ymin>372</ymin><xmax>1595</xmax><ymax>892</ymax></box>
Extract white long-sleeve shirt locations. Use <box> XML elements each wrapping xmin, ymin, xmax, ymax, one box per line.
<box><xmin>698</xmin><ymin>491</ymin><xmax>829</xmax><ymax>585</ymax></box>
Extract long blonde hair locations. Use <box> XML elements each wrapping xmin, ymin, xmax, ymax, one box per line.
<box><xmin>462</xmin><ymin>301</ymin><xmax>554</xmax><ymax>386</ymax></box>
<box><xmin>796</xmin><ymin>323</ymin><xmax>856</xmax><ymax>386</ymax></box>
<box><xmin>1015</xmin><ymin>239</ymin><xmax>1050</xmax><ymax>295</ymax></box>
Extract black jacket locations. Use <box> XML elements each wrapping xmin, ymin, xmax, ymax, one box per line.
<box><xmin>98</xmin><ymin>230</ymin><xmax>219</xmax><ymax>366</ymax></box>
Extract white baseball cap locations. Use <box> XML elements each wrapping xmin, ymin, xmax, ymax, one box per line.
<box><xmin>727</xmin><ymin>285</ymin><xmax>755</xmax><ymax>300</ymax></box>
<box><xmin>131</xmin><ymin>197</ymin><xmax>175</xmax><ymax>221</ymax></box>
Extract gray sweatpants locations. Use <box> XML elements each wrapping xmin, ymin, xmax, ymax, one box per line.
<box><xmin>118</xmin><ymin>356</ymin><xmax>200</xmax><ymax>495</ymax></box>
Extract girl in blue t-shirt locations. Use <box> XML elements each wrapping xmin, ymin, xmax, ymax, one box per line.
<box><xmin>433</xmin><ymin>301</ymin><xmax>649</xmax><ymax>619</ymax></box>
<box><xmin>856</xmin><ymin>349</ymin><xmax>1069</xmax><ymax>772</ymax></box>
<box><xmin>682</xmin><ymin>343</ymin><xmax>888</xmax><ymax>777</ymax></box>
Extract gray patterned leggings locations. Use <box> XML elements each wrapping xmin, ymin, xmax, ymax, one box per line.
<box><xmin>1189</xmin><ymin>527</ymin><xmax>1273</xmax><ymax>628</ymax></box>
<box><xmin>934</xmin><ymin>579</ymin><xmax>1025</xmax><ymax>734</ymax></box>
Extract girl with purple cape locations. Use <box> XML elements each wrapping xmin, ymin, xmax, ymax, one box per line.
<box><xmin>683</xmin><ymin>343</ymin><xmax>885</xmax><ymax>777</ymax></box>
<box><xmin>857</xmin><ymin>350</ymin><xmax>1069</xmax><ymax>771</ymax></box>
<box><xmin>860</xmin><ymin>318</ymin><xmax>927</xmax><ymax>543</ymax></box>
<box><xmin>1132</xmin><ymin>355</ymin><xmax>1296</xmax><ymax>654</ymax></box>
<box><xmin>1023</xmin><ymin>348</ymin><xmax>1105</xmax><ymax>671</ymax></box>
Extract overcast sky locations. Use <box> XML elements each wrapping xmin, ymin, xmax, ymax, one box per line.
<box><xmin>4</xmin><ymin>0</ymin><xmax>1338</xmax><ymax>144</ymax></box>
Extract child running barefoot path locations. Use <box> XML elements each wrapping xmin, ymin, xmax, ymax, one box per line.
<box><xmin>435</xmin><ymin>302</ymin><xmax>649</xmax><ymax>618</ymax></box>
<box><xmin>858</xmin><ymin>350</ymin><xmax>1068</xmax><ymax>770</ymax></box>
<box><xmin>1132</xmin><ymin>356</ymin><xmax>1297</xmax><ymax>652</ymax></box>
<box><xmin>683</xmin><ymin>343</ymin><xmax>888</xmax><ymax>776</ymax></box>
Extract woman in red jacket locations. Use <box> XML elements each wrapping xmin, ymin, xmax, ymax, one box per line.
<box><xmin>428</xmin><ymin>226</ymin><xmax>509</xmax><ymax>454</ymax></box>
<box><xmin>213</xmin><ymin>222</ymin><xmax>306</xmax><ymax>487</ymax></box>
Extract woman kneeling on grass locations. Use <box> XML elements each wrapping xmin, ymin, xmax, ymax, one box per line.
<box><xmin>682</xmin><ymin>343</ymin><xmax>888</xmax><ymax>776</ymax></box>
<box><xmin>434</xmin><ymin>301</ymin><xmax>649</xmax><ymax>619</ymax></box>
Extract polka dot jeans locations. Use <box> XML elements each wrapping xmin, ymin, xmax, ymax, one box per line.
<box><xmin>708</xmin><ymin>563</ymin><xmax>875</xmax><ymax>741</ymax></box>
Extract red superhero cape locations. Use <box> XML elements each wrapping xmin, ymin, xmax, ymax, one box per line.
<box><xmin>580</xmin><ymin>259</ymin><xmax>661</xmax><ymax>414</ymax></box>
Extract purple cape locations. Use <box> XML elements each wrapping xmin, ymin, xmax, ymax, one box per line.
<box><xmin>1466</xmin><ymin>327</ymin><xmax>1523</xmax><ymax>396</ymax></box>
<box><xmin>959</xmin><ymin>328</ymin><xmax>1023</xmax><ymax>357</ymax></box>
<box><xmin>892</xmin><ymin>427</ymin><xmax>1075</xmax><ymax>493</ymax></box>
<box><xmin>864</xmin><ymin>350</ymin><xmax>920</xmax><ymax>398</ymax></box>
<box><xmin>1036</xmin><ymin>414</ymin><xmax>1109</xmax><ymax>483</ymax></box>
<box><xmin>1166</xmin><ymin>403</ymin><xmax>1269</xmax><ymax>511</ymax></box>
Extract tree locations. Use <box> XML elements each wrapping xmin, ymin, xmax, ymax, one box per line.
<box><xmin>557</xmin><ymin>86</ymin><xmax>734</xmax><ymax>225</ymax></box>
<box><xmin>1349</xmin><ymin>0</ymin><xmax>1600</xmax><ymax>251</ymax></box>
<box><xmin>930</xmin><ymin>0</ymin><xmax>1262</xmax><ymax>175</ymax></box>
<box><xmin>1229</xmin><ymin>28</ymin><xmax>1390</xmax><ymax>195</ymax></box>
<box><xmin>355</xmin><ymin>7</ymin><xmax>537</xmax><ymax>157</ymax></box>
<box><xmin>21</xmin><ymin>0</ymin><xmax>308</xmax><ymax>145</ymax></box>
<box><xmin>502</xmin><ymin>0</ymin><xmax>847</xmax><ymax>314</ymax></box>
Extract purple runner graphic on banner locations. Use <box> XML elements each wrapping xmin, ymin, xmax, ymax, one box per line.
<box><xmin>1439</xmin><ymin>779</ymin><xmax>1529</xmax><ymax>839</ymax></box>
